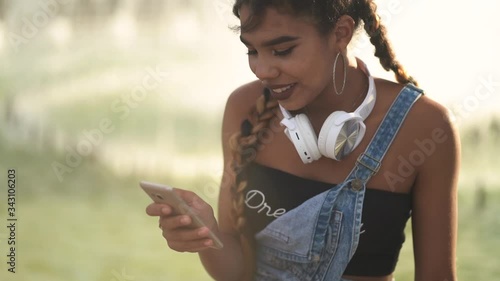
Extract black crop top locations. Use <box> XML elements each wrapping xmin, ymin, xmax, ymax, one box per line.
<box><xmin>242</xmin><ymin>162</ymin><xmax>412</xmax><ymax>277</ymax></box>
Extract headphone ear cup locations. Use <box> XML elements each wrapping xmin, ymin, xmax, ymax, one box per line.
<box><xmin>318</xmin><ymin>112</ymin><xmax>366</xmax><ymax>160</ymax></box>
<box><xmin>318</xmin><ymin>111</ymin><xmax>345</xmax><ymax>159</ymax></box>
<box><xmin>294</xmin><ymin>114</ymin><xmax>322</xmax><ymax>163</ymax></box>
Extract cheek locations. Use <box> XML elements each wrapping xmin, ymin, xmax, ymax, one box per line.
<box><xmin>248</xmin><ymin>57</ymin><xmax>257</xmax><ymax>74</ymax></box>
<box><xmin>292</xmin><ymin>55</ymin><xmax>332</xmax><ymax>87</ymax></box>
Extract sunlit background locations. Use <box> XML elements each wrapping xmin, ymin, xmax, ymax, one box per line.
<box><xmin>0</xmin><ymin>0</ymin><xmax>499</xmax><ymax>280</ymax></box>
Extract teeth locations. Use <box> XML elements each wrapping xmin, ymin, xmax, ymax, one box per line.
<box><xmin>272</xmin><ymin>84</ymin><xmax>293</xmax><ymax>94</ymax></box>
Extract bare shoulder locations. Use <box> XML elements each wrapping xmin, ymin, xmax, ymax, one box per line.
<box><xmin>374</xmin><ymin>77</ymin><xmax>457</xmax><ymax>141</ymax></box>
<box><xmin>224</xmin><ymin>80</ymin><xmax>265</xmax><ymax>120</ymax></box>
<box><xmin>399</xmin><ymin>88</ymin><xmax>461</xmax><ymax>180</ymax></box>
<box><xmin>406</xmin><ymin>91</ymin><xmax>458</xmax><ymax>140</ymax></box>
<box><xmin>222</xmin><ymin>80</ymin><xmax>263</xmax><ymax>133</ymax></box>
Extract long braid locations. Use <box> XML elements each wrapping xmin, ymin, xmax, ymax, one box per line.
<box><xmin>357</xmin><ymin>0</ymin><xmax>418</xmax><ymax>86</ymax></box>
<box><xmin>229</xmin><ymin>89</ymin><xmax>278</xmax><ymax>233</ymax></box>
<box><xmin>228</xmin><ymin>89</ymin><xmax>279</xmax><ymax>279</ymax></box>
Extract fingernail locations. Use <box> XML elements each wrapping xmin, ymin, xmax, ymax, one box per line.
<box><xmin>161</xmin><ymin>207</ymin><xmax>169</xmax><ymax>214</ymax></box>
<box><xmin>180</xmin><ymin>216</ymin><xmax>190</xmax><ymax>224</ymax></box>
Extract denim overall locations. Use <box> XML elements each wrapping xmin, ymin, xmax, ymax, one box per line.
<box><xmin>254</xmin><ymin>84</ymin><xmax>423</xmax><ymax>281</ymax></box>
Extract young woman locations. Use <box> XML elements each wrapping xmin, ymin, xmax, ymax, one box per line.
<box><xmin>146</xmin><ymin>1</ymin><xmax>460</xmax><ymax>280</ymax></box>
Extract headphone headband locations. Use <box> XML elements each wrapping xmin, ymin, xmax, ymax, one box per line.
<box><xmin>355</xmin><ymin>59</ymin><xmax>376</xmax><ymax>120</ymax></box>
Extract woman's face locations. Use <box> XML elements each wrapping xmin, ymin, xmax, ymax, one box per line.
<box><xmin>239</xmin><ymin>5</ymin><xmax>338</xmax><ymax>111</ymax></box>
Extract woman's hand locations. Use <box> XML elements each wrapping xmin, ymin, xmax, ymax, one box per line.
<box><xmin>145</xmin><ymin>188</ymin><xmax>220</xmax><ymax>252</ymax></box>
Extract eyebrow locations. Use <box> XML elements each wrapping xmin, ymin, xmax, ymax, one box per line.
<box><xmin>239</xmin><ymin>35</ymin><xmax>300</xmax><ymax>47</ymax></box>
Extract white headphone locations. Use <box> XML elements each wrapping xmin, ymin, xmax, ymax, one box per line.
<box><xmin>279</xmin><ymin>60</ymin><xmax>376</xmax><ymax>163</ymax></box>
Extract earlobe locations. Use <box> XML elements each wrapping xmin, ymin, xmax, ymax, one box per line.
<box><xmin>333</xmin><ymin>15</ymin><xmax>355</xmax><ymax>50</ymax></box>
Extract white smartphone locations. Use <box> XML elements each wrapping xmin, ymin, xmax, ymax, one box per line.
<box><xmin>139</xmin><ymin>181</ymin><xmax>223</xmax><ymax>249</ymax></box>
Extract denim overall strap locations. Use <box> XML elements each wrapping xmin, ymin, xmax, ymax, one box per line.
<box><xmin>346</xmin><ymin>83</ymin><xmax>424</xmax><ymax>182</ymax></box>
<box><xmin>315</xmin><ymin>83</ymin><xmax>423</xmax><ymax>280</ymax></box>
<box><xmin>340</xmin><ymin>83</ymin><xmax>423</xmax><ymax>259</ymax></box>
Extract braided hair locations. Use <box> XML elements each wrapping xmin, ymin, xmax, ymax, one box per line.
<box><xmin>355</xmin><ymin>0</ymin><xmax>417</xmax><ymax>85</ymax></box>
<box><xmin>228</xmin><ymin>89</ymin><xmax>279</xmax><ymax>235</ymax></box>
<box><xmin>227</xmin><ymin>89</ymin><xmax>279</xmax><ymax>279</ymax></box>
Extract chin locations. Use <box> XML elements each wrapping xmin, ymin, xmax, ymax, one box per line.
<box><xmin>275</xmin><ymin>99</ymin><xmax>292</xmax><ymax>108</ymax></box>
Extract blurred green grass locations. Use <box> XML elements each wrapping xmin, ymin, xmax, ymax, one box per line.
<box><xmin>0</xmin><ymin>135</ymin><xmax>216</xmax><ymax>281</ymax></box>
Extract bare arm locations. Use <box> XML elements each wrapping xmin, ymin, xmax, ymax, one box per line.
<box><xmin>411</xmin><ymin>98</ymin><xmax>460</xmax><ymax>281</ymax></box>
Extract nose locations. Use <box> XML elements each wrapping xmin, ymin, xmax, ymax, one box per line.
<box><xmin>251</xmin><ymin>57</ymin><xmax>279</xmax><ymax>81</ymax></box>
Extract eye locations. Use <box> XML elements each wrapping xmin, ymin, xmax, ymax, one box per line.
<box><xmin>273</xmin><ymin>46</ymin><xmax>295</xmax><ymax>57</ymax></box>
<box><xmin>246</xmin><ymin>49</ymin><xmax>257</xmax><ymax>56</ymax></box>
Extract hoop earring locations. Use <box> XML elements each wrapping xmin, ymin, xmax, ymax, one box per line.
<box><xmin>333</xmin><ymin>52</ymin><xmax>347</xmax><ymax>95</ymax></box>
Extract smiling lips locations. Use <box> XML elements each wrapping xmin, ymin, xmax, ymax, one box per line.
<box><xmin>268</xmin><ymin>83</ymin><xmax>296</xmax><ymax>100</ymax></box>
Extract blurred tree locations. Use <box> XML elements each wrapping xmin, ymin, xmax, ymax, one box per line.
<box><xmin>0</xmin><ymin>0</ymin><xmax>5</xmax><ymax>21</ymax></box>
<box><xmin>69</xmin><ymin>0</ymin><xmax>121</xmax><ymax>31</ymax></box>
<box><xmin>475</xmin><ymin>181</ymin><xmax>487</xmax><ymax>213</ymax></box>
<box><xmin>134</xmin><ymin>0</ymin><xmax>166</xmax><ymax>23</ymax></box>
<box><xmin>68</xmin><ymin>0</ymin><xmax>96</xmax><ymax>30</ymax></box>
<box><xmin>4</xmin><ymin>93</ymin><xmax>16</xmax><ymax>126</ymax></box>
<box><xmin>101</xmin><ymin>0</ymin><xmax>121</xmax><ymax>16</ymax></box>
<box><xmin>489</xmin><ymin>117</ymin><xmax>500</xmax><ymax>140</ymax></box>
<box><xmin>464</xmin><ymin>127</ymin><xmax>482</xmax><ymax>146</ymax></box>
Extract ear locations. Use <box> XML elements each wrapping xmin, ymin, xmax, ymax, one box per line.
<box><xmin>330</xmin><ymin>15</ymin><xmax>355</xmax><ymax>51</ymax></box>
